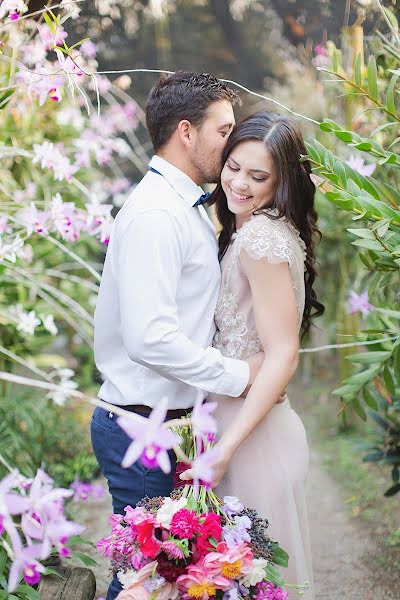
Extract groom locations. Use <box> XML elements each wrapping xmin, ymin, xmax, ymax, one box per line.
<box><xmin>92</xmin><ymin>71</ymin><xmax>261</xmax><ymax>600</ymax></box>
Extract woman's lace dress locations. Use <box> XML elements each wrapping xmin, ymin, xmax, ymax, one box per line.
<box><xmin>211</xmin><ymin>211</ymin><xmax>314</xmax><ymax>599</ymax></box>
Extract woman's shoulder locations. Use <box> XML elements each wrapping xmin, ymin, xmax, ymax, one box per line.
<box><xmin>235</xmin><ymin>210</ymin><xmax>306</xmax><ymax>263</ymax></box>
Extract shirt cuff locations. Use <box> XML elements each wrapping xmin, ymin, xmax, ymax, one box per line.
<box><xmin>220</xmin><ymin>356</ymin><xmax>250</xmax><ymax>397</ymax></box>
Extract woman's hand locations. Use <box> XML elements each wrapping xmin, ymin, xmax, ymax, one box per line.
<box><xmin>179</xmin><ymin>442</ymin><xmax>234</xmax><ymax>489</ymax></box>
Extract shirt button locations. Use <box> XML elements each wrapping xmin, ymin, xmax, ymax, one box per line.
<box><xmin>109</xmin><ymin>411</ymin><xmax>114</xmax><ymax>419</ymax></box>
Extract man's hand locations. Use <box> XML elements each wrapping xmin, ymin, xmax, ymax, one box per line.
<box><xmin>243</xmin><ymin>352</ymin><xmax>264</xmax><ymax>396</ymax></box>
<box><xmin>243</xmin><ymin>351</ymin><xmax>287</xmax><ymax>402</ymax></box>
<box><xmin>179</xmin><ymin>442</ymin><xmax>233</xmax><ymax>489</ymax></box>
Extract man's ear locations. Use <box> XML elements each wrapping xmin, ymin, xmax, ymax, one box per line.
<box><xmin>177</xmin><ymin>119</ymin><xmax>195</xmax><ymax>149</ymax></box>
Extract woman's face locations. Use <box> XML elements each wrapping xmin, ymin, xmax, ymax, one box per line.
<box><xmin>220</xmin><ymin>140</ymin><xmax>278</xmax><ymax>227</ymax></box>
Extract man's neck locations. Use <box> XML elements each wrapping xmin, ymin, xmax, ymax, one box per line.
<box><xmin>157</xmin><ymin>150</ymin><xmax>202</xmax><ymax>186</ymax></box>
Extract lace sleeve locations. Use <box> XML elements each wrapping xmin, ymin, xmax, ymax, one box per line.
<box><xmin>235</xmin><ymin>214</ymin><xmax>300</xmax><ymax>265</ymax></box>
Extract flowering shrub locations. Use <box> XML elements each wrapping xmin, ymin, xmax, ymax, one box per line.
<box><xmin>306</xmin><ymin>7</ymin><xmax>400</xmax><ymax>495</ymax></box>
<box><xmin>0</xmin><ymin>467</ymin><xmax>85</xmax><ymax>596</ymax></box>
<box><xmin>0</xmin><ymin>1</ymin><xmax>149</xmax><ymax>484</ymax></box>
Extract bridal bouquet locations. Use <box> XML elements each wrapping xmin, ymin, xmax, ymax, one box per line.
<box><xmin>97</xmin><ymin>491</ymin><xmax>290</xmax><ymax>600</ymax></box>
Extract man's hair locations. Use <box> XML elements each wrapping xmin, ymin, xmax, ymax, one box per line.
<box><xmin>145</xmin><ymin>71</ymin><xmax>240</xmax><ymax>152</ymax></box>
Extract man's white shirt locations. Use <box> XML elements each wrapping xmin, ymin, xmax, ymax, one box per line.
<box><xmin>94</xmin><ymin>155</ymin><xmax>249</xmax><ymax>409</ymax></box>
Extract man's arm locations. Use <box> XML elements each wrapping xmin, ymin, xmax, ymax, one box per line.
<box><xmin>116</xmin><ymin>209</ymin><xmax>250</xmax><ymax>397</ymax></box>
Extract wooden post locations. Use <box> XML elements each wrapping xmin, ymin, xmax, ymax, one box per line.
<box><xmin>38</xmin><ymin>566</ymin><xmax>96</xmax><ymax>600</ymax></box>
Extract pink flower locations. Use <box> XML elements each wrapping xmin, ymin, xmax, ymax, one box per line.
<box><xmin>170</xmin><ymin>508</ymin><xmax>200</xmax><ymax>539</ymax></box>
<box><xmin>255</xmin><ymin>581</ymin><xmax>288</xmax><ymax>600</ymax></box>
<box><xmin>135</xmin><ymin>517</ymin><xmax>161</xmax><ymax>558</ymax></box>
<box><xmin>177</xmin><ymin>560</ymin><xmax>232</xmax><ymax>600</ymax></box>
<box><xmin>189</xmin><ymin>447</ymin><xmax>220</xmax><ymax>490</ymax></box>
<box><xmin>203</xmin><ymin>541</ymin><xmax>253</xmax><ymax>579</ymax></box>
<box><xmin>191</xmin><ymin>399</ymin><xmax>217</xmax><ymax>441</ymax></box>
<box><xmin>348</xmin><ymin>291</ymin><xmax>374</xmax><ymax>317</ymax></box>
<box><xmin>80</xmin><ymin>40</ymin><xmax>97</xmax><ymax>59</ymax></box>
<box><xmin>0</xmin><ymin>1</ymin><xmax>28</xmax><ymax>21</ymax></box>
<box><xmin>346</xmin><ymin>155</ymin><xmax>376</xmax><ymax>177</ymax></box>
<box><xmin>38</xmin><ymin>23</ymin><xmax>68</xmax><ymax>52</ymax></box>
<box><xmin>161</xmin><ymin>540</ymin><xmax>186</xmax><ymax>560</ymax></box>
<box><xmin>117</xmin><ymin>397</ymin><xmax>178</xmax><ymax>473</ymax></box>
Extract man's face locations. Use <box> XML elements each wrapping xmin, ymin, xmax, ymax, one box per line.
<box><xmin>190</xmin><ymin>99</ymin><xmax>235</xmax><ymax>184</ymax></box>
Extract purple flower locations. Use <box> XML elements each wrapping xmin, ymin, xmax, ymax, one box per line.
<box><xmin>80</xmin><ymin>40</ymin><xmax>97</xmax><ymax>59</ymax></box>
<box><xmin>348</xmin><ymin>291</ymin><xmax>374</xmax><ymax>317</ymax></box>
<box><xmin>117</xmin><ymin>396</ymin><xmax>178</xmax><ymax>473</ymax></box>
<box><xmin>189</xmin><ymin>447</ymin><xmax>220</xmax><ymax>491</ymax></box>
<box><xmin>71</xmin><ymin>480</ymin><xmax>105</xmax><ymax>502</ymax></box>
<box><xmin>222</xmin><ymin>515</ymin><xmax>251</xmax><ymax>548</ymax></box>
<box><xmin>8</xmin><ymin>535</ymin><xmax>46</xmax><ymax>593</ymax></box>
<box><xmin>222</xmin><ymin>496</ymin><xmax>244</xmax><ymax>517</ymax></box>
<box><xmin>255</xmin><ymin>581</ymin><xmax>288</xmax><ymax>600</ymax></box>
<box><xmin>191</xmin><ymin>398</ymin><xmax>218</xmax><ymax>441</ymax></box>
<box><xmin>346</xmin><ymin>155</ymin><xmax>376</xmax><ymax>177</ymax></box>
<box><xmin>0</xmin><ymin>471</ymin><xmax>29</xmax><ymax>535</ymax></box>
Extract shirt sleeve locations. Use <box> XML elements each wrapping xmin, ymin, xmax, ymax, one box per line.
<box><xmin>116</xmin><ymin>209</ymin><xmax>249</xmax><ymax>397</ymax></box>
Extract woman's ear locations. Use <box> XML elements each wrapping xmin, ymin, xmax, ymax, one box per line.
<box><xmin>177</xmin><ymin>119</ymin><xmax>195</xmax><ymax>149</ymax></box>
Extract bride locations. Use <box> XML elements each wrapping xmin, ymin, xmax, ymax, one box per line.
<box><xmin>182</xmin><ymin>111</ymin><xmax>324</xmax><ymax>598</ymax></box>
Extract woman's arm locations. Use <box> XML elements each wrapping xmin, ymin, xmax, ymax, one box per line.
<box><xmin>181</xmin><ymin>250</ymin><xmax>299</xmax><ymax>487</ymax></box>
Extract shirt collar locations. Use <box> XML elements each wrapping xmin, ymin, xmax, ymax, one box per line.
<box><xmin>149</xmin><ymin>155</ymin><xmax>205</xmax><ymax>207</ymax></box>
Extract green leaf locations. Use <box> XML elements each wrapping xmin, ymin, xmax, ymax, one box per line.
<box><xmin>344</xmin><ymin>365</ymin><xmax>381</xmax><ymax>386</ymax></box>
<box><xmin>352</xmin><ymin>141</ymin><xmax>373</xmax><ymax>151</ymax></box>
<box><xmin>367</xmin><ymin>56</ymin><xmax>378</xmax><ymax>101</ymax></box>
<box><xmin>208</xmin><ymin>537</ymin><xmax>218</xmax><ymax>548</ymax></box>
<box><xmin>334</xmin><ymin>130</ymin><xmax>354</xmax><ymax>142</ymax></box>
<box><xmin>363</xmin><ymin>451</ymin><xmax>385</xmax><ymax>462</ymax></box>
<box><xmin>346</xmin><ymin>351</ymin><xmax>391</xmax><ymax>364</ymax></box>
<box><xmin>304</xmin><ymin>142</ymin><xmax>320</xmax><ymax>163</ymax></box>
<box><xmin>72</xmin><ymin>551</ymin><xmax>97</xmax><ymax>567</ymax></box>
<box><xmin>383</xmin><ymin>7</ymin><xmax>399</xmax><ymax>32</ymax></box>
<box><xmin>347</xmin><ymin>228</ymin><xmax>376</xmax><ymax>240</ymax></box>
<box><xmin>352</xmin><ymin>239</ymin><xmax>383</xmax><ymax>251</ymax></box>
<box><xmin>354</xmin><ymin>53</ymin><xmax>362</xmax><ymax>86</ymax></box>
<box><xmin>386</xmin><ymin>73</ymin><xmax>399</xmax><ymax>114</ymax></box>
<box><xmin>264</xmin><ymin>564</ymin><xmax>285</xmax><ymax>587</ymax></box>
<box><xmin>392</xmin><ymin>466</ymin><xmax>400</xmax><ymax>484</ymax></box>
<box><xmin>394</xmin><ymin>346</ymin><xmax>400</xmax><ymax>385</ymax></box>
<box><xmin>332</xmin><ymin>383</ymin><xmax>360</xmax><ymax>398</ymax></box>
<box><xmin>383</xmin><ymin>365</ymin><xmax>395</xmax><ymax>395</ymax></box>
<box><xmin>363</xmin><ymin>387</ymin><xmax>379</xmax><ymax>410</ymax></box>
<box><xmin>332</xmin><ymin>49</ymin><xmax>338</xmax><ymax>73</ymax></box>
<box><xmin>66</xmin><ymin>535</ymin><xmax>96</xmax><ymax>548</ymax></box>
<box><xmin>16</xmin><ymin>585</ymin><xmax>41</xmax><ymax>600</ymax></box>
<box><xmin>270</xmin><ymin>544</ymin><xmax>289</xmax><ymax>567</ymax></box>
<box><xmin>334</xmin><ymin>160</ymin><xmax>347</xmax><ymax>186</ymax></box>
<box><xmin>352</xmin><ymin>398</ymin><xmax>367</xmax><ymax>420</ymax></box>
<box><xmin>375</xmin><ymin>308</ymin><xmax>400</xmax><ymax>320</ymax></box>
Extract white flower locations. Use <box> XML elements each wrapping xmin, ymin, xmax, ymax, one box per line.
<box><xmin>32</xmin><ymin>141</ymin><xmax>78</xmax><ymax>182</ymax></box>
<box><xmin>156</xmin><ymin>496</ymin><xmax>187</xmax><ymax>529</ymax></box>
<box><xmin>40</xmin><ymin>314</ymin><xmax>58</xmax><ymax>336</ymax></box>
<box><xmin>60</xmin><ymin>0</ymin><xmax>81</xmax><ymax>19</ymax></box>
<box><xmin>0</xmin><ymin>235</ymin><xmax>24</xmax><ymax>263</ymax></box>
<box><xmin>345</xmin><ymin>155</ymin><xmax>376</xmax><ymax>177</ymax></box>
<box><xmin>16</xmin><ymin>310</ymin><xmax>41</xmax><ymax>336</ymax></box>
<box><xmin>47</xmin><ymin>368</ymin><xmax>78</xmax><ymax>406</ymax></box>
<box><xmin>240</xmin><ymin>558</ymin><xmax>269</xmax><ymax>587</ymax></box>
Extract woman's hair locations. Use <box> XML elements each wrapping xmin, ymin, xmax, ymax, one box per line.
<box><xmin>209</xmin><ymin>111</ymin><xmax>325</xmax><ymax>338</ymax></box>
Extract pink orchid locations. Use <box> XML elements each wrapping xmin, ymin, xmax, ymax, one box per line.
<box><xmin>117</xmin><ymin>397</ymin><xmax>178</xmax><ymax>473</ymax></box>
<box><xmin>17</xmin><ymin>202</ymin><xmax>49</xmax><ymax>237</ymax></box>
<box><xmin>346</xmin><ymin>155</ymin><xmax>376</xmax><ymax>177</ymax></box>
<box><xmin>348</xmin><ymin>291</ymin><xmax>374</xmax><ymax>317</ymax></box>
<box><xmin>8</xmin><ymin>534</ymin><xmax>46</xmax><ymax>592</ymax></box>
<box><xmin>192</xmin><ymin>399</ymin><xmax>217</xmax><ymax>441</ymax></box>
<box><xmin>188</xmin><ymin>447</ymin><xmax>220</xmax><ymax>490</ymax></box>
<box><xmin>0</xmin><ymin>1</ymin><xmax>28</xmax><ymax>21</ymax></box>
<box><xmin>80</xmin><ymin>40</ymin><xmax>97</xmax><ymax>59</ymax></box>
<box><xmin>0</xmin><ymin>472</ymin><xmax>29</xmax><ymax>535</ymax></box>
<box><xmin>38</xmin><ymin>23</ymin><xmax>68</xmax><ymax>52</ymax></box>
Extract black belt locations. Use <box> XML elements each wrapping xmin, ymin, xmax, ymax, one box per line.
<box><xmin>107</xmin><ymin>403</ymin><xmax>189</xmax><ymax>419</ymax></box>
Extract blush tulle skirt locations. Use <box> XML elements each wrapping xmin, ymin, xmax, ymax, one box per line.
<box><xmin>212</xmin><ymin>395</ymin><xmax>314</xmax><ymax>600</ymax></box>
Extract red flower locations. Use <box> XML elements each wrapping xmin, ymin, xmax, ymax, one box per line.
<box><xmin>194</xmin><ymin>513</ymin><xmax>223</xmax><ymax>559</ymax></box>
<box><xmin>170</xmin><ymin>508</ymin><xmax>201</xmax><ymax>539</ymax></box>
<box><xmin>156</xmin><ymin>552</ymin><xmax>187</xmax><ymax>582</ymax></box>
<box><xmin>135</xmin><ymin>517</ymin><xmax>161</xmax><ymax>558</ymax></box>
